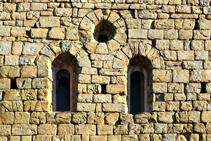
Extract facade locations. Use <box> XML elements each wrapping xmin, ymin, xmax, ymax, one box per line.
<box><xmin>0</xmin><ymin>0</ymin><xmax>210</xmax><ymax>140</ymax></box>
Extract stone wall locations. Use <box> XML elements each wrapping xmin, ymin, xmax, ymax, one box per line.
<box><xmin>0</xmin><ymin>0</ymin><xmax>211</xmax><ymax>140</ymax></box>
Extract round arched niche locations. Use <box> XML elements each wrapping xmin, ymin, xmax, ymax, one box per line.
<box><xmin>78</xmin><ymin>9</ymin><xmax>127</xmax><ymax>54</ymax></box>
<box><xmin>93</xmin><ymin>20</ymin><xmax>116</xmax><ymax>43</ymax></box>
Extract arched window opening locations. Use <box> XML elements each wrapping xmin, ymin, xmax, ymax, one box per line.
<box><xmin>56</xmin><ymin>69</ymin><xmax>70</xmax><ymax>111</ymax></box>
<box><xmin>130</xmin><ymin>71</ymin><xmax>144</xmax><ymax>114</ymax></box>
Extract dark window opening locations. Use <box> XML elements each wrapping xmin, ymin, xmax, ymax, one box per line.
<box><xmin>98</xmin><ymin>34</ymin><xmax>108</xmax><ymax>43</ymax></box>
<box><xmin>11</xmin><ymin>79</ymin><xmax>18</xmax><ymax>89</ymax></box>
<box><xmin>201</xmin><ymin>82</ymin><xmax>206</xmax><ymax>93</ymax></box>
<box><xmin>56</xmin><ymin>69</ymin><xmax>70</xmax><ymax>111</ymax></box>
<box><xmin>130</xmin><ymin>71</ymin><xmax>144</xmax><ymax>114</ymax></box>
<box><xmin>101</xmin><ymin>84</ymin><xmax>107</xmax><ymax>94</ymax></box>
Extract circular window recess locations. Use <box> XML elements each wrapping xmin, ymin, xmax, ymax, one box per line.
<box><xmin>94</xmin><ymin>20</ymin><xmax>116</xmax><ymax>43</ymax></box>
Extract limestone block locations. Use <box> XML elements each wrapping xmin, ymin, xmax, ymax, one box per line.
<box><xmin>179</xmin><ymin>30</ymin><xmax>193</xmax><ymax>39</ymax></box>
<box><xmin>38</xmin><ymin>124</ymin><xmax>57</xmax><ymax>135</ymax></box>
<box><xmin>0</xmin><ymin>78</ymin><xmax>10</xmax><ymax>89</ymax></box>
<box><xmin>197</xmin><ymin>93</ymin><xmax>209</xmax><ymax>101</ymax></box>
<box><xmin>30</xmin><ymin>112</ymin><xmax>46</xmax><ymax>124</ymax></box>
<box><xmin>90</xmin><ymin>136</ymin><xmax>107</xmax><ymax>141</ymax></box>
<box><xmin>11</xmin><ymin>27</ymin><xmax>30</xmax><ymax>37</ymax></box>
<box><xmin>72</xmin><ymin>112</ymin><xmax>86</xmax><ymax>124</ymax></box>
<box><xmin>191</xmin><ymin>40</ymin><xmax>204</xmax><ymax>50</ymax></box>
<box><xmin>12</xmin><ymin>124</ymin><xmax>37</xmax><ymax>135</ymax></box>
<box><xmin>39</xmin><ymin>17</ymin><xmax>60</xmax><ymax>27</ymax></box>
<box><xmin>167</xmin><ymin>83</ymin><xmax>184</xmax><ymax>93</ymax></box>
<box><xmin>4</xmin><ymin>3</ymin><xmax>16</xmax><ymax>12</ymax></box>
<box><xmin>95</xmin><ymin>43</ymin><xmax>108</xmax><ymax>54</ymax></box>
<box><xmin>185</xmin><ymin>83</ymin><xmax>201</xmax><ymax>93</ymax></box>
<box><xmin>31</xmin><ymin>29</ymin><xmax>48</xmax><ymax>38</ymax></box>
<box><xmin>128</xmin><ymin>29</ymin><xmax>147</xmax><ymax>39</ymax></box>
<box><xmin>181</xmin><ymin>101</ymin><xmax>192</xmax><ymax>111</ymax></box>
<box><xmin>97</xmin><ymin>125</ymin><xmax>113</xmax><ymax>135</ymax></box>
<box><xmin>194</xmin><ymin>30</ymin><xmax>210</xmax><ymax>40</ymax></box>
<box><xmin>80</xmin><ymin>17</ymin><xmax>94</xmax><ymax>32</ymax></box>
<box><xmin>128</xmin><ymin>124</ymin><xmax>141</xmax><ymax>135</ymax></box>
<box><xmin>10</xmin><ymin>136</ymin><xmax>20</xmax><ymax>141</ymax></box>
<box><xmin>5</xmin><ymin>55</ymin><xmax>19</xmax><ymax>66</ymax></box>
<box><xmin>22</xmin><ymin>136</ymin><xmax>31</xmax><ymax>141</ymax></box>
<box><xmin>122</xmin><ymin>135</ymin><xmax>138</xmax><ymax>141</ymax></box>
<box><xmin>195</xmin><ymin>51</ymin><xmax>208</xmax><ymax>60</ymax></box>
<box><xmin>105</xmin><ymin>113</ymin><xmax>119</xmax><ymax>125</ymax></box>
<box><xmin>108</xmin><ymin>135</ymin><xmax>121</xmax><ymax>141</ymax></box>
<box><xmin>87</xmin><ymin>84</ymin><xmax>101</xmax><ymax>94</ymax></box>
<box><xmin>174</xmin><ymin>93</ymin><xmax>186</xmax><ymax>100</ymax></box>
<box><xmin>17</xmin><ymin>3</ymin><xmax>30</xmax><ymax>11</ymax></box>
<box><xmin>154</xmin><ymin>123</ymin><xmax>167</xmax><ymax>133</ymax></box>
<box><xmin>58</xmin><ymin>124</ymin><xmax>74</xmax><ymax>135</ymax></box>
<box><xmin>120</xmin><ymin>113</ymin><xmax>134</xmax><ymax>124</ymax></box>
<box><xmin>164</xmin><ymin>30</ymin><xmax>178</xmax><ymax>40</ymax></box>
<box><xmin>55</xmin><ymin>8</ymin><xmax>72</xmax><ymax>16</ymax></box>
<box><xmin>158</xmin><ymin>112</ymin><xmax>175</xmax><ymax>123</ymax></box>
<box><xmin>139</xmin><ymin>10</ymin><xmax>157</xmax><ymax>19</ymax></box>
<box><xmin>78</xmin><ymin>9</ymin><xmax>92</xmax><ymax>18</ymax></box>
<box><xmin>201</xmin><ymin>111</ymin><xmax>211</xmax><ymax>123</ymax></box>
<box><xmin>103</xmin><ymin>103</ymin><xmax>126</xmax><ymax>112</ymax></box>
<box><xmin>31</xmin><ymin>3</ymin><xmax>47</xmax><ymax>11</ymax></box>
<box><xmin>188</xmin><ymin>111</ymin><xmax>200</xmax><ymax>123</ymax></box>
<box><xmin>113</xmin><ymin>95</ymin><xmax>126</xmax><ymax>104</ymax></box>
<box><xmin>173</xmin><ymin>69</ymin><xmax>189</xmax><ymax>83</ymax></box>
<box><xmin>24</xmin><ymin>101</ymin><xmax>50</xmax><ymax>112</ymax></box>
<box><xmin>169</xmin><ymin>40</ymin><xmax>183</xmax><ymax>50</ymax></box>
<box><xmin>125</xmin><ymin>18</ymin><xmax>141</xmax><ymax>29</ymax></box>
<box><xmin>0</xmin><ymin>112</ymin><xmax>14</xmax><ymax>124</ymax></box>
<box><xmin>141</xmin><ymin>20</ymin><xmax>153</xmax><ymax>29</ymax></box>
<box><xmin>75</xmin><ymin>124</ymin><xmax>96</xmax><ymax>135</ymax></box>
<box><xmin>49</xmin><ymin>28</ymin><xmax>65</xmax><ymax>39</ymax></box>
<box><xmin>19</xmin><ymin>55</ymin><xmax>36</xmax><ymax>65</ymax></box>
<box><xmin>0</xmin><ymin>26</ymin><xmax>10</xmax><ymax>36</ymax></box>
<box><xmin>24</xmin><ymin>20</ymin><xmax>36</xmax><ymax>27</ymax></box>
<box><xmin>11</xmin><ymin>12</ymin><xmax>26</xmax><ymax>20</ymax></box>
<box><xmin>152</xmin><ymin>83</ymin><xmax>167</xmax><ymax>93</ymax></box>
<box><xmin>77</xmin><ymin>103</ymin><xmax>95</xmax><ymax>112</ymax></box>
<box><xmin>77</xmin><ymin>56</ymin><xmax>91</xmax><ymax>67</ymax></box>
<box><xmin>154</xmin><ymin>20</ymin><xmax>174</xmax><ymax>29</ymax></box>
<box><xmin>166</xmin><ymin>101</ymin><xmax>179</xmax><ymax>111</ymax></box>
<box><xmin>187</xmin><ymin>93</ymin><xmax>197</xmax><ymax>100</ymax></box>
<box><xmin>190</xmin><ymin>70</ymin><xmax>211</xmax><ymax>82</ymax></box>
<box><xmin>92</xmin><ymin>76</ymin><xmax>110</xmax><ymax>84</ymax></box>
<box><xmin>64</xmin><ymin>135</ymin><xmax>81</xmax><ymax>141</ymax></box>
<box><xmin>15</xmin><ymin>112</ymin><xmax>30</xmax><ymax>124</ymax></box>
<box><xmin>114</xmin><ymin>125</ymin><xmax>128</xmax><ymax>135</ymax></box>
<box><xmin>78</xmin><ymin>74</ymin><xmax>91</xmax><ymax>84</ymax></box>
<box><xmin>198</xmin><ymin>20</ymin><xmax>211</xmax><ymax>29</ymax></box>
<box><xmin>12</xmin><ymin>42</ymin><xmax>22</xmax><ymax>55</ymax></box>
<box><xmin>148</xmin><ymin>30</ymin><xmax>163</xmax><ymax>40</ymax></box>
<box><xmin>193</xmin><ymin>101</ymin><xmax>207</xmax><ymax>111</ymax></box>
<box><xmin>87</xmin><ymin>113</ymin><xmax>104</xmax><ymax>124</ymax></box>
<box><xmin>33</xmin><ymin>135</ymin><xmax>52</xmax><ymax>141</ymax></box>
<box><xmin>4</xmin><ymin>90</ymin><xmax>21</xmax><ymax>101</ymax></box>
<box><xmin>194</xmin><ymin>123</ymin><xmax>206</xmax><ymax>133</ymax></box>
<box><xmin>0</xmin><ymin>125</ymin><xmax>11</xmax><ymax>136</ymax></box>
<box><xmin>175</xmin><ymin>111</ymin><xmax>188</xmax><ymax>123</ymax></box>
<box><xmin>105</xmin><ymin>84</ymin><xmax>125</xmax><ymax>94</ymax></box>
<box><xmin>153</xmin><ymin>70</ymin><xmax>172</xmax><ymax>82</ymax></box>
<box><xmin>0</xmin><ymin>66</ymin><xmax>20</xmax><ymax>78</ymax></box>
<box><xmin>66</xmin><ymin>28</ymin><xmax>79</xmax><ymax>40</ymax></box>
<box><xmin>22</xmin><ymin>43</ymin><xmax>42</xmax><ymax>55</ymax></box>
<box><xmin>91</xmin><ymin>54</ymin><xmax>114</xmax><ymax>61</ymax></box>
<box><xmin>32</xmin><ymin>78</ymin><xmax>51</xmax><ymax>89</ymax></box>
<box><xmin>55</xmin><ymin>112</ymin><xmax>71</xmax><ymax>124</ymax></box>
<box><xmin>78</xmin><ymin>94</ymin><xmax>93</xmax><ymax>103</ymax></box>
<box><xmin>16</xmin><ymin>78</ymin><xmax>31</xmax><ymax>89</ymax></box>
<box><xmin>20</xmin><ymin>66</ymin><xmax>37</xmax><ymax>78</ymax></box>
<box><xmin>113</xmin><ymin>58</ymin><xmax>125</xmax><ymax>69</ymax></box>
<box><xmin>0</xmin><ymin>41</ymin><xmax>12</xmax><ymax>55</ymax></box>
<box><xmin>153</xmin><ymin>102</ymin><xmax>166</xmax><ymax>112</ymax></box>
<box><xmin>21</xmin><ymin>89</ymin><xmax>37</xmax><ymax>100</ymax></box>
<box><xmin>183</xmin><ymin>61</ymin><xmax>203</xmax><ymax>69</ymax></box>
<box><xmin>94</xmin><ymin>94</ymin><xmax>111</xmax><ymax>103</ymax></box>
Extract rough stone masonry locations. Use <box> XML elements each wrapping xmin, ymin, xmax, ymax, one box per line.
<box><xmin>0</xmin><ymin>0</ymin><xmax>211</xmax><ymax>140</ymax></box>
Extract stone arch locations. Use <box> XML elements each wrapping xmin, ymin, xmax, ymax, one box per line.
<box><xmin>35</xmin><ymin>41</ymin><xmax>89</xmax><ymax>112</ymax></box>
<box><xmin>120</xmin><ymin>41</ymin><xmax>165</xmax><ymax>113</ymax></box>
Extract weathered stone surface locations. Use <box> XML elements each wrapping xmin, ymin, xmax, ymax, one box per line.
<box><xmin>75</xmin><ymin>124</ymin><xmax>96</xmax><ymax>135</ymax></box>
<box><xmin>39</xmin><ymin>17</ymin><xmax>60</xmax><ymax>27</ymax></box>
<box><xmin>128</xmin><ymin>29</ymin><xmax>147</xmax><ymax>39</ymax></box>
<box><xmin>0</xmin><ymin>125</ymin><xmax>11</xmax><ymax>136</ymax></box>
<box><xmin>58</xmin><ymin>124</ymin><xmax>74</xmax><ymax>135</ymax></box>
<box><xmin>12</xmin><ymin>124</ymin><xmax>37</xmax><ymax>135</ymax></box>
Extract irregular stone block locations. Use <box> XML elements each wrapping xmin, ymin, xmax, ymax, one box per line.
<box><xmin>0</xmin><ymin>125</ymin><xmax>11</xmax><ymax>136</ymax></box>
<box><xmin>102</xmin><ymin>103</ymin><xmax>126</xmax><ymax>112</ymax></box>
<box><xmin>49</xmin><ymin>28</ymin><xmax>65</xmax><ymax>39</ymax></box>
<box><xmin>20</xmin><ymin>66</ymin><xmax>37</xmax><ymax>78</ymax></box>
<box><xmin>38</xmin><ymin>124</ymin><xmax>57</xmax><ymax>135</ymax></box>
<box><xmin>22</xmin><ymin>43</ymin><xmax>42</xmax><ymax>55</ymax></box>
<box><xmin>0</xmin><ymin>41</ymin><xmax>12</xmax><ymax>55</ymax></box>
<box><xmin>39</xmin><ymin>17</ymin><xmax>60</xmax><ymax>27</ymax></box>
<box><xmin>128</xmin><ymin>29</ymin><xmax>147</xmax><ymax>39</ymax></box>
<box><xmin>58</xmin><ymin>124</ymin><xmax>74</xmax><ymax>135</ymax></box>
<box><xmin>75</xmin><ymin>124</ymin><xmax>96</xmax><ymax>135</ymax></box>
<box><xmin>15</xmin><ymin>112</ymin><xmax>30</xmax><ymax>124</ymax></box>
<box><xmin>31</xmin><ymin>28</ymin><xmax>48</xmax><ymax>38</ymax></box>
<box><xmin>32</xmin><ymin>78</ymin><xmax>51</xmax><ymax>89</ymax></box>
<box><xmin>0</xmin><ymin>112</ymin><xmax>14</xmax><ymax>124</ymax></box>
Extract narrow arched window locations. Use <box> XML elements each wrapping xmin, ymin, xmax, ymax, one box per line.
<box><xmin>56</xmin><ymin>69</ymin><xmax>70</xmax><ymax>111</ymax></box>
<box><xmin>130</xmin><ymin>71</ymin><xmax>145</xmax><ymax>114</ymax></box>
